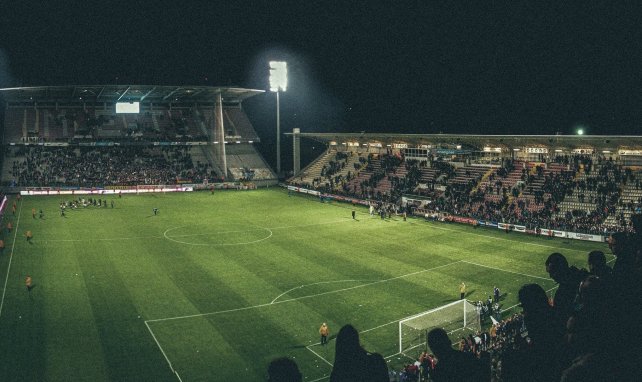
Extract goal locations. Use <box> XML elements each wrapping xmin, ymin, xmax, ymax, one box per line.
<box><xmin>398</xmin><ymin>299</ymin><xmax>480</xmax><ymax>354</ymax></box>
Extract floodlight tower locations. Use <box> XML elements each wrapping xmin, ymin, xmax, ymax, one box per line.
<box><xmin>269</xmin><ymin>61</ymin><xmax>287</xmax><ymax>176</ymax></box>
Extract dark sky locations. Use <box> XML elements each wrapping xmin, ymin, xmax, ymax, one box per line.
<box><xmin>2</xmin><ymin>1</ymin><xmax>642</xmax><ymax>138</ymax></box>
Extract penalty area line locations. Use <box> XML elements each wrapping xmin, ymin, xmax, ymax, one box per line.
<box><xmin>144</xmin><ymin>321</ymin><xmax>183</xmax><ymax>382</ymax></box>
<box><xmin>146</xmin><ymin>260</ymin><xmax>463</xmax><ymax>324</ymax></box>
<box><xmin>0</xmin><ymin>199</ymin><xmax>23</xmax><ymax>318</ymax></box>
<box><xmin>460</xmin><ymin>260</ymin><xmax>552</xmax><ymax>281</ymax></box>
<box><xmin>305</xmin><ymin>345</ymin><xmax>333</xmax><ymax>367</ymax></box>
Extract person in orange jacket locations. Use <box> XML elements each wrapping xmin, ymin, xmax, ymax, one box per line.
<box><xmin>319</xmin><ymin>323</ymin><xmax>330</xmax><ymax>346</ymax></box>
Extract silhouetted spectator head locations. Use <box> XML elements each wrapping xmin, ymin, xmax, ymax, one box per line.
<box><xmin>427</xmin><ymin>328</ymin><xmax>452</xmax><ymax>358</ymax></box>
<box><xmin>267</xmin><ymin>357</ymin><xmax>302</xmax><ymax>382</ymax></box>
<box><xmin>587</xmin><ymin>251</ymin><xmax>606</xmax><ymax>273</ymax></box>
<box><xmin>608</xmin><ymin>232</ymin><xmax>630</xmax><ymax>258</ymax></box>
<box><xmin>566</xmin><ymin>275</ymin><xmax>611</xmax><ymax>354</ymax></box>
<box><xmin>546</xmin><ymin>253</ymin><xmax>569</xmax><ymax>283</ymax></box>
<box><xmin>335</xmin><ymin>324</ymin><xmax>361</xmax><ymax>356</ymax></box>
<box><xmin>518</xmin><ymin>283</ymin><xmax>549</xmax><ymax>316</ymax></box>
<box><xmin>331</xmin><ymin>324</ymin><xmax>389</xmax><ymax>382</ymax></box>
<box><xmin>577</xmin><ymin>275</ymin><xmax>606</xmax><ymax>311</ymax></box>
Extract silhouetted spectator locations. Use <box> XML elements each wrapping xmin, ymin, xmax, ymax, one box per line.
<box><xmin>330</xmin><ymin>324</ymin><xmax>388</xmax><ymax>382</ymax></box>
<box><xmin>519</xmin><ymin>284</ymin><xmax>565</xmax><ymax>349</ymax></box>
<box><xmin>587</xmin><ymin>250</ymin><xmax>612</xmax><ymax>282</ymax></box>
<box><xmin>607</xmin><ymin>231</ymin><xmax>642</xmax><ymax>380</ymax></box>
<box><xmin>545</xmin><ymin>253</ymin><xmax>589</xmax><ymax>325</ymax></box>
<box><xmin>427</xmin><ymin>327</ymin><xmax>489</xmax><ymax>382</ymax></box>
<box><xmin>562</xmin><ymin>276</ymin><xmax>628</xmax><ymax>381</ymax></box>
<box><xmin>501</xmin><ymin>284</ymin><xmax>564</xmax><ymax>382</ymax></box>
<box><xmin>267</xmin><ymin>357</ymin><xmax>302</xmax><ymax>382</ymax></box>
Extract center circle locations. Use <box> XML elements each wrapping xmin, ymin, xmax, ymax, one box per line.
<box><xmin>163</xmin><ymin>225</ymin><xmax>273</xmax><ymax>246</ymax></box>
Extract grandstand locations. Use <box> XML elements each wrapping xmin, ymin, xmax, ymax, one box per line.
<box><xmin>288</xmin><ymin>132</ymin><xmax>642</xmax><ymax>234</ymax></box>
<box><xmin>0</xmin><ymin>85</ymin><xmax>277</xmax><ymax>188</ymax></box>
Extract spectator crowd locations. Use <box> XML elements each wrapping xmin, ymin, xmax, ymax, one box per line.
<box><xmin>291</xmin><ymin>152</ymin><xmax>641</xmax><ymax>234</ymax></box>
<box><xmin>267</xmin><ymin>216</ymin><xmax>642</xmax><ymax>381</ymax></box>
<box><xmin>6</xmin><ymin>146</ymin><xmax>215</xmax><ymax>187</ymax></box>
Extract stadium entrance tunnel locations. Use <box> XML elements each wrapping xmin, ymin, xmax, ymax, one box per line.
<box><xmin>163</xmin><ymin>224</ymin><xmax>273</xmax><ymax>246</ymax></box>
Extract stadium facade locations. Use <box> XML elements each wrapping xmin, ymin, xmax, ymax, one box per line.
<box><xmin>287</xmin><ymin>131</ymin><xmax>642</xmax><ymax>238</ymax></box>
<box><xmin>0</xmin><ymin>85</ymin><xmax>276</xmax><ymax>190</ymax></box>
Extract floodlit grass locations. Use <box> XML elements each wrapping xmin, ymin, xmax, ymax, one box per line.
<box><xmin>0</xmin><ymin>188</ymin><xmax>609</xmax><ymax>381</ymax></box>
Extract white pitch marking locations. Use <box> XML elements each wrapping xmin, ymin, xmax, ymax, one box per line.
<box><xmin>35</xmin><ymin>219</ymin><xmax>350</xmax><ymax>244</ymax></box>
<box><xmin>308</xmin><ymin>376</ymin><xmax>330</xmax><ymax>382</ymax></box>
<box><xmin>305</xmin><ymin>346</ymin><xmax>333</xmax><ymax>367</ymax></box>
<box><xmin>163</xmin><ymin>226</ymin><xmax>273</xmax><ymax>246</ymax></box>
<box><xmin>0</xmin><ymin>199</ymin><xmax>22</xmax><ymax>317</ymax></box>
<box><xmin>460</xmin><ymin>260</ymin><xmax>553</xmax><ymax>281</ymax></box>
<box><xmin>145</xmin><ymin>321</ymin><xmax>182</xmax><ymax>382</ymax></box>
<box><xmin>145</xmin><ymin>261</ymin><xmax>463</xmax><ymax>323</ymax></box>
<box><xmin>270</xmin><ymin>279</ymin><xmax>378</xmax><ymax>304</ymax></box>
<box><xmin>41</xmin><ymin>235</ymin><xmax>163</xmax><ymax>243</ymax></box>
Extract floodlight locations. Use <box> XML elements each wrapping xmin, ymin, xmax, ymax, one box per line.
<box><xmin>269</xmin><ymin>61</ymin><xmax>288</xmax><ymax>92</ymax></box>
<box><xmin>577</xmin><ymin>129</ymin><xmax>584</xmax><ymax>135</ymax></box>
<box><xmin>269</xmin><ymin>61</ymin><xmax>287</xmax><ymax>176</ymax></box>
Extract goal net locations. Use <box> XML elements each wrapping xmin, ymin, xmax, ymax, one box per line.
<box><xmin>399</xmin><ymin>299</ymin><xmax>480</xmax><ymax>354</ymax></box>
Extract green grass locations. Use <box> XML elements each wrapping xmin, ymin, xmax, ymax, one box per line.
<box><xmin>0</xmin><ymin>188</ymin><xmax>609</xmax><ymax>381</ymax></box>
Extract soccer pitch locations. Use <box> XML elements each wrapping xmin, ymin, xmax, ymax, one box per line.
<box><xmin>0</xmin><ymin>188</ymin><xmax>608</xmax><ymax>381</ymax></box>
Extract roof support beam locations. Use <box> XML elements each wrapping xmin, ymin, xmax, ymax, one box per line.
<box><xmin>140</xmin><ymin>87</ymin><xmax>156</xmax><ymax>102</ymax></box>
<box><xmin>163</xmin><ymin>87</ymin><xmax>182</xmax><ymax>101</ymax></box>
<box><xmin>116</xmin><ymin>86</ymin><xmax>131</xmax><ymax>102</ymax></box>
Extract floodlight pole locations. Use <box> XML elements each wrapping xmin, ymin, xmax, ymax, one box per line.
<box><xmin>276</xmin><ymin>90</ymin><xmax>281</xmax><ymax>175</ymax></box>
<box><xmin>269</xmin><ymin>61</ymin><xmax>287</xmax><ymax>178</ymax></box>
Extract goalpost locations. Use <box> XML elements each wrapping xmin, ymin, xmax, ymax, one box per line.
<box><xmin>399</xmin><ymin>299</ymin><xmax>480</xmax><ymax>354</ymax></box>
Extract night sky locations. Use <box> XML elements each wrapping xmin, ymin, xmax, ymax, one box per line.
<box><xmin>2</xmin><ymin>1</ymin><xmax>642</xmax><ymax>139</ymax></box>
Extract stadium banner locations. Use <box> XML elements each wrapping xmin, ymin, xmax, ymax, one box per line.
<box><xmin>286</xmin><ymin>186</ymin><xmax>372</xmax><ymax>205</ymax></box>
<box><xmin>194</xmin><ymin>182</ymin><xmax>244</xmax><ymax>190</ymax></box>
<box><xmin>538</xmin><ymin>228</ymin><xmax>566</xmax><ymax>238</ymax></box>
<box><xmin>21</xmin><ymin>186</ymin><xmax>193</xmax><ymax>196</ymax></box>
<box><xmin>497</xmin><ymin>223</ymin><xmax>511</xmax><ymax>231</ymax></box>
<box><xmin>567</xmin><ymin>232</ymin><xmax>604</xmax><ymax>242</ymax></box>
<box><xmin>287</xmin><ymin>185</ymin><xmax>321</xmax><ymax>197</ymax></box>
<box><xmin>513</xmin><ymin>225</ymin><xmax>526</xmax><ymax>233</ymax></box>
<box><xmin>496</xmin><ymin>223</ymin><xmax>525</xmax><ymax>232</ymax></box>
<box><xmin>78</xmin><ymin>142</ymin><xmax>115</xmax><ymax>146</ymax></box>
<box><xmin>446</xmin><ymin>216</ymin><xmax>477</xmax><ymax>225</ymax></box>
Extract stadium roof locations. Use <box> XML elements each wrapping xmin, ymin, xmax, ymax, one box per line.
<box><xmin>0</xmin><ymin>85</ymin><xmax>264</xmax><ymax>104</ymax></box>
<box><xmin>286</xmin><ymin>132</ymin><xmax>642</xmax><ymax>151</ymax></box>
